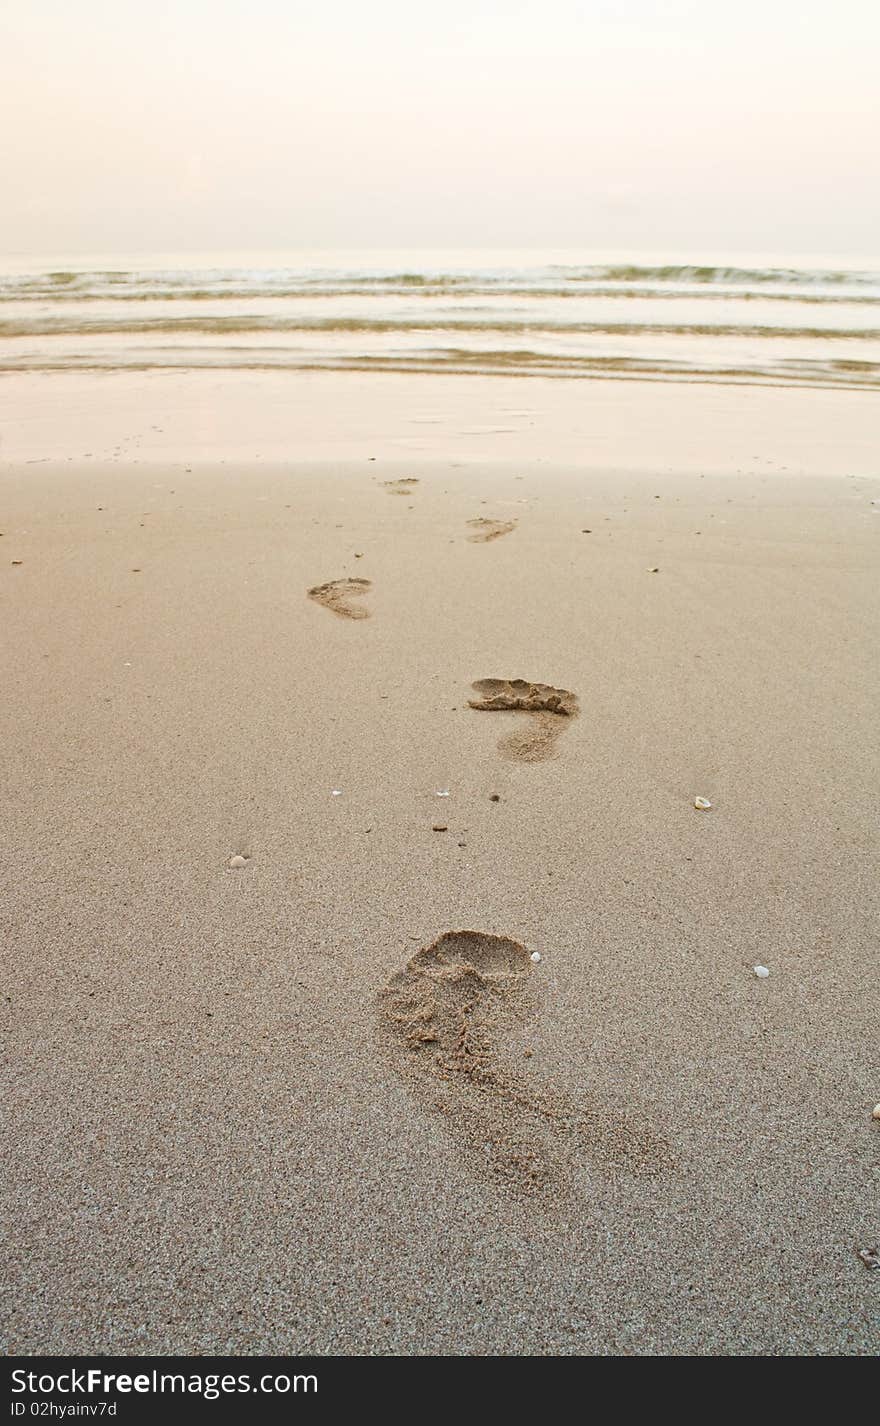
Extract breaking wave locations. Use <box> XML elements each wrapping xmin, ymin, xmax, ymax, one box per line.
<box><xmin>1</xmin><ymin>253</ymin><xmax>877</xmax><ymax>390</ymax></box>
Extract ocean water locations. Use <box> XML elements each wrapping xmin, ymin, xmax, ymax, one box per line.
<box><xmin>1</xmin><ymin>249</ymin><xmax>878</xmax><ymax>390</ymax></box>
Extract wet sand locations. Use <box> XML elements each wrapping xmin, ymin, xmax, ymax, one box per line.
<box><xmin>1</xmin><ymin>375</ymin><xmax>878</xmax><ymax>1355</ymax></box>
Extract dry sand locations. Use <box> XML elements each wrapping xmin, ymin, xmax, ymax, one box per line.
<box><xmin>1</xmin><ymin>373</ymin><xmax>878</xmax><ymax>1355</ymax></box>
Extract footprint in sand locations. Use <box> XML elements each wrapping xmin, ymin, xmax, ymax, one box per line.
<box><xmin>379</xmin><ymin>930</ymin><xmax>672</xmax><ymax>1199</ymax></box>
<box><xmin>468</xmin><ymin>678</ymin><xmax>579</xmax><ymax>762</ymax></box>
<box><xmin>466</xmin><ymin>517</ymin><xmax>516</xmax><ymax>543</ymax></box>
<box><xmin>307</xmin><ymin>577</ymin><xmax>372</xmax><ymax>620</ymax></box>
<box><xmin>383</xmin><ymin>478</ymin><xmax>419</xmax><ymax>496</ymax></box>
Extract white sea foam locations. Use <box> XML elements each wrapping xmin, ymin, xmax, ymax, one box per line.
<box><xmin>1</xmin><ymin>250</ymin><xmax>877</xmax><ymax>388</ymax></box>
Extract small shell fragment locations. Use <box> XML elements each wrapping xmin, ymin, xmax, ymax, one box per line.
<box><xmin>530</xmin><ymin>952</ymin><xmax>542</xmax><ymax>963</ymax></box>
<box><xmin>694</xmin><ymin>797</ymin><xmax>712</xmax><ymax>810</ymax></box>
<box><xmin>330</xmin><ymin>789</ymin><xmax>343</xmax><ymax>797</ymax></box>
<box><xmin>872</xmin><ymin>1104</ymin><xmax>880</xmax><ymax>1121</ymax></box>
<box><xmin>432</xmin><ymin>823</ymin><xmax>448</xmax><ymax>832</ymax></box>
<box><xmin>229</xmin><ymin>855</ymin><xmax>248</xmax><ymax>869</ymax></box>
<box><xmin>857</xmin><ymin>1247</ymin><xmax>880</xmax><ymax>1270</ymax></box>
<box><xmin>754</xmin><ymin>965</ymin><xmax>770</xmax><ymax>978</ymax></box>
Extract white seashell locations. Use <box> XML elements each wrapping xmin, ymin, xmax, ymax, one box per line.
<box><xmin>330</xmin><ymin>789</ymin><xmax>343</xmax><ymax>796</ymax></box>
<box><xmin>694</xmin><ymin>796</ymin><xmax>712</xmax><ymax>810</ymax></box>
<box><xmin>872</xmin><ymin>1104</ymin><xmax>880</xmax><ymax>1120</ymax></box>
<box><xmin>754</xmin><ymin>965</ymin><xmax>770</xmax><ymax>978</ymax></box>
<box><xmin>530</xmin><ymin>952</ymin><xmax>542</xmax><ymax>963</ymax></box>
<box><xmin>229</xmin><ymin>855</ymin><xmax>247</xmax><ymax>869</ymax></box>
<box><xmin>435</xmin><ymin>789</ymin><xmax>450</xmax><ymax>797</ymax></box>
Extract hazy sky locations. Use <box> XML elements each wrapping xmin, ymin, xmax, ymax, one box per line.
<box><xmin>2</xmin><ymin>0</ymin><xmax>878</xmax><ymax>254</ymax></box>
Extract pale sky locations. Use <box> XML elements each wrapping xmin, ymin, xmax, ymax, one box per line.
<box><xmin>2</xmin><ymin>0</ymin><xmax>878</xmax><ymax>255</ymax></box>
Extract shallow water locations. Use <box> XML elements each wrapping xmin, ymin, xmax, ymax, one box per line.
<box><xmin>1</xmin><ymin>248</ymin><xmax>878</xmax><ymax>389</ymax></box>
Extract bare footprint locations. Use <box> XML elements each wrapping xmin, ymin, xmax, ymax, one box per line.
<box><xmin>383</xmin><ymin>478</ymin><xmax>419</xmax><ymax>496</ymax></box>
<box><xmin>466</xmin><ymin>517</ymin><xmax>516</xmax><ymax>543</ymax></box>
<box><xmin>379</xmin><ymin>930</ymin><xmax>672</xmax><ymax>1199</ymax></box>
<box><xmin>307</xmin><ymin>577</ymin><xmax>372</xmax><ymax>620</ymax></box>
<box><xmin>469</xmin><ymin>678</ymin><xmax>579</xmax><ymax>762</ymax></box>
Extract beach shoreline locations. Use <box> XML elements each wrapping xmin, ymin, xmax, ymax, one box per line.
<box><xmin>2</xmin><ymin>368</ymin><xmax>879</xmax><ymax>474</ymax></box>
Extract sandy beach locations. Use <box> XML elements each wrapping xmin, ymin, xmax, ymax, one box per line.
<box><xmin>1</xmin><ymin>373</ymin><xmax>878</xmax><ymax>1355</ymax></box>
